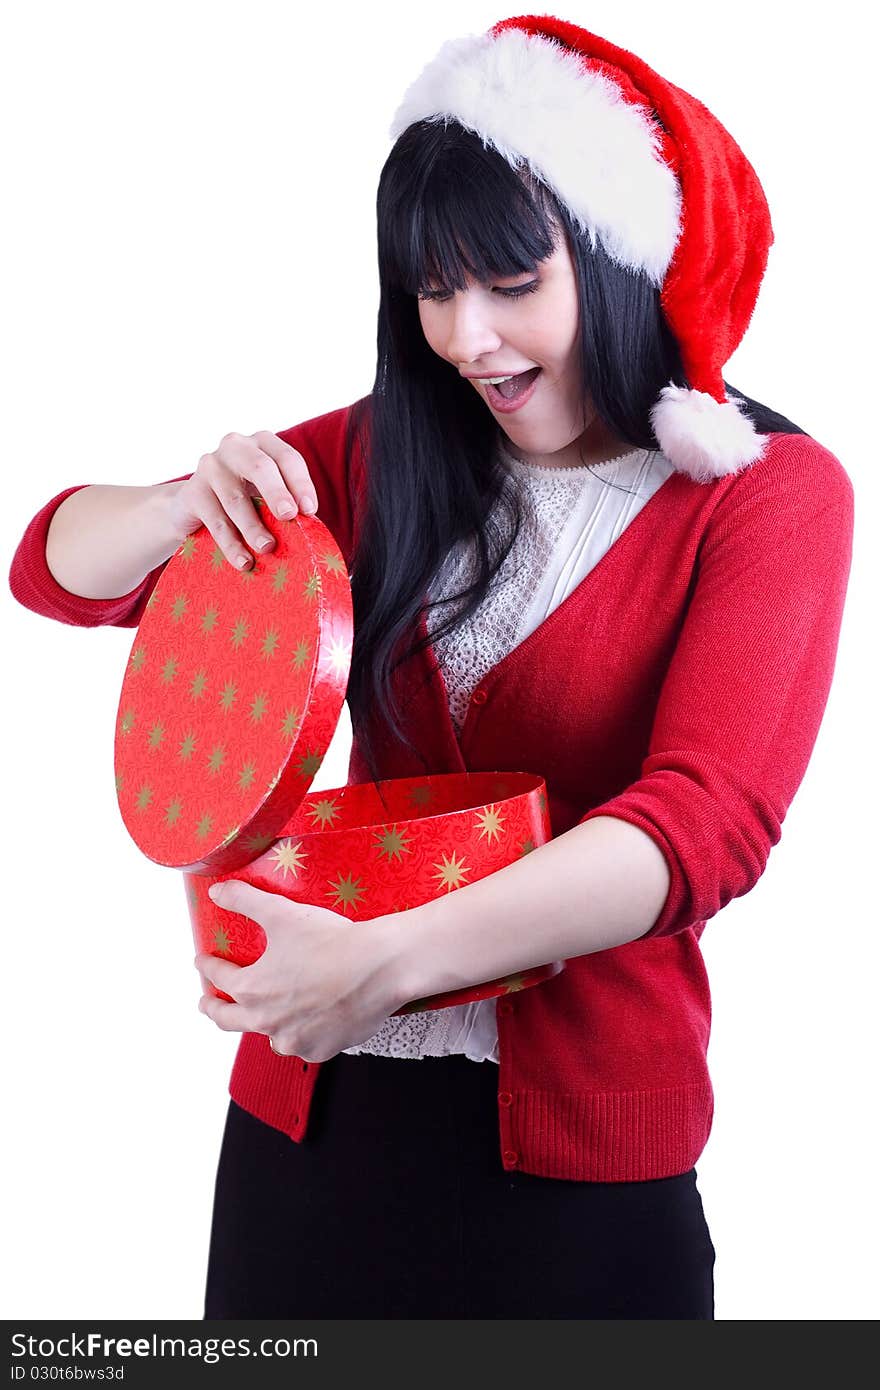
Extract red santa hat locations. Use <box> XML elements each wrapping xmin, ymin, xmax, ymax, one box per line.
<box><xmin>388</xmin><ymin>13</ymin><xmax>775</xmax><ymax>483</ymax></box>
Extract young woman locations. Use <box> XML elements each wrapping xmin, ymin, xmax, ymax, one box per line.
<box><xmin>9</xmin><ymin>15</ymin><xmax>854</xmax><ymax>1319</ymax></box>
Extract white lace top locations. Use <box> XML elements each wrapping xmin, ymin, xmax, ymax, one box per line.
<box><xmin>342</xmin><ymin>438</ymin><xmax>676</xmax><ymax>1064</ymax></box>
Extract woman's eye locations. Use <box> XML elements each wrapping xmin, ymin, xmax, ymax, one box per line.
<box><xmin>418</xmin><ymin>281</ymin><xmax>539</xmax><ymax>303</ymax></box>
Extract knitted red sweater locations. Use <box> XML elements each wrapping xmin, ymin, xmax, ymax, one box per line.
<box><xmin>8</xmin><ymin>398</ymin><xmax>854</xmax><ymax>1181</ymax></box>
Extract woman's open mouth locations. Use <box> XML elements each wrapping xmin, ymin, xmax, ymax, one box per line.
<box><xmin>484</xmin><ymin>367</ymin><xmax>542</xmax><ymax>413</ymax></box>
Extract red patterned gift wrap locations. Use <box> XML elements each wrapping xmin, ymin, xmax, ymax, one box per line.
<box><xmin>114</xmin><ymin>501</ymin><xmax>564</xmax><ymax>1012</ymax></box>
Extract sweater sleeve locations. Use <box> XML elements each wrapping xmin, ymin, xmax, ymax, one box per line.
<box><xmin>7</xmin><ymin>399</ymin><xmax>365</xmax><ymax>629</ymax></box>
<box><xmin>577</xmin><ymin>435</ymin><xmax>855</xmax><ymax>939</ymax></box>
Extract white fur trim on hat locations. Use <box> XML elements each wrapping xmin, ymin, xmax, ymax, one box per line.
<box><xmin>389</xmin><ymin>28</ymin><xmax>682</xmax><ymax>286</ymax></box>
<box><xmin>650</xmin><ymin>385</ymin><xmax>769</xmax><ymax>484</ymax></box>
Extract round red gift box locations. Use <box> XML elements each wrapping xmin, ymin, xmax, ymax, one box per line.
<box><xmin>113</xmin><ymin>499</ymin><xmax>564</xmax><ymax>1011</ymax></box>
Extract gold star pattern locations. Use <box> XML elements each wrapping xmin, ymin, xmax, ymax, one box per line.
<box><xmin>249</xmin><ymin>692</ymin><xmax>269</xmax><ymax>723</ymax></box>
<box><xmin>179</xmin><ymin>535</ymin><xmax>197</xmax><ymax>562</ymax></box>
<box><xmin>170</xmin><ymin>594</ymin><xmax>188</xmax><ymax>623</ymax></box>
<box><xmin>432</xmin><ymin>851</ymin><xmax>470</xmax><ymax>892</ymax></box>
<box><xmin>212</xmin><ymin>926</ymin><xmax>232</xmax><ymax>955</ymax></box>
<box><xmin>303</xmin><ymin>570</ymin><xmax>321</xmax><ymax>601</ymax></box>
<box><xmin>160</xmin><ymin>656</ymin><xmax>178</xmax><ymax>685</ymax></box>
<box><xmin>272</xmin><ymin>563</ymin><xmax>290</xmax><ymax>594</ymax></box>
<box><xmin>242</xmin><ymin>831</ymin><xmax>275</xmax><ymax>856</ymax></box>
<box><xmin>148</xmin><ymin>722</ymin><xmax>165</xmax><ymax>750</ymax></box>
<box><xmin>189</xmin><ymin>669</ymin><xmax>208</xmax><ymax>700</ymax></box>
<box><xmin>230</xmin><ymin>617</ymin><xmax>248</xmax><ymax>650</ymax></box>
<box><xmin>519</xmin><ymin>838</ymin><xmax>536</xmax><ymax>856</ymax></box>
<box><xmin>145</xmin><ymin>588</ymin><xmax>159</xmax><ymax>610</ymax></box>
<box><xmin>327</xmin><ymin>871</ymin><xmax>366</xmax><ymax>913</ymax></box>
<box><xmin>195</xmin><ymin>812</ymin><xmax>214</xmax><ymax>840</ymax></box>
<box><xmin>237</xmin><ymin>762</ymin><xmax>257</xmax><ymax>792</ymax></box>
<box><xmin>179</xmin><ymin>731</ymin><xmax>196</xmax><ymax>761</ymax></box>
<box><xmin>475</xmin><ymin>804</ymin><xmax>505</xmax><ymax>845</ymax></box>
<box><xmin>501</xmin><ymin>974</ymin><xmax>530</xmax><ymax>993</ymax></box>
<box><xmin>374</xmin><ymin>825</ymin><xmax>413</xmax><ymax>863</ymax></box>
<box><xmin>219</xmin><ymin>682</ymin><xmax>237</xmax><ymax>713</ymax></box>
<box><xmin>298</xmin><ymin>748</ymin><xmax>323</xmax><ymax>779</ymax></box>
<box><xmin>307</xmin><ymin>796</ymin><xmax>342</xmax><ymax>829</ymax></box>
<box><xmin>115</xmin><ymin>772</ymin><xmax>124</xmax><ymax>793</ymax></box>
<box><xmin>261</xmin><ymin>628</ymin><xmax>280</xmax><ymax>660</ymax></box>
<box><xmin>164</xmin><ymin>798</ymin><xmax>183</xmax><ymax>827</ymax></box>
<box><xmin>120</xmin><ymin>708</ymin><xmax>136</xmax><ymax>736</ymax></box>
<box><xmin>129</xmin><ymin>647</ymin><xmax>146</xmax><ymax>674</ymax></box>
<box><xmin>320</xmin><ymin>551</ymin><xmax>346</xmax><ymax>575</ymax></box>
<box><xmin>290</xmin><ymin>639</ymin><xmax>310</xmax><ymax>671</ymax></box>
<box><xmin>324</xmin><ymin>633</ymin><xmax>352</xmax><ymax>681</ymax></box>
<box><xmin>207</xmin><ymin>745</ymin><xmax>226</xmax><ymax>775</ymax></box>
<box><xmin>270</xmin><ymin>838</ymin><xmax>308</xmax><ymax>879</ymax></box>
<box><xmin>538</xmin><ymin>789</ymin><xmax>547</xmax><ymax>814</ymax></box>
<box><xmin>410</xmin><ymin>784</ymin><xmax>435</xmax><ymax>809</ymax></box>
<box><xmin>210</xmin><ymin>546</ymin><xmax>225</xmax><ymax>571</ymax></box>
<box><xmin>136</xmin><ymin>784</ymin><xmax>153</xmax><ymax>812</ymax></box>
<box><xmin>280</xmin><ymin>707</ymin><xmax>301</xmax><ymax>739</ymax></box>
<box><xmin>201</xmin><ymin>607</ymin><xmax>219</xmax><ymax>634</ymax></box>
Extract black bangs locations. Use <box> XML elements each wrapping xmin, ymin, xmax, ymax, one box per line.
<box><xmin>377</xmin><ymin>119</ymin><xmax>561</xmax><ymax>297</ymax></box>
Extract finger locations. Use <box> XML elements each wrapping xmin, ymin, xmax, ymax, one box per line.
<box><xmin>249</xmin><ymin>431</ymin><xmax>320</xmax><ymax>519</ymax></box>
<box><xmin>207</xmin><ymin>445</ymin><xmax>281</xmax><ymax>561</ymax></box>
<box><xmin>207</xmin><ymin>877</ymin><xmax>280</xmax><ymax>928</ymax></box>
<box><xmin>195</xmin><ymin>952</ymin><xmax>246</xmax><ymax>997</ymax></box>
<box><xmin>186</xmin><ymin>469</ymin><xmax>263</xmax><ymax>572</ymax></box>
<box><xmin>198</xmin><ymin>992</ymin><xmax>249</xmax><ymax>1033</ymax></box>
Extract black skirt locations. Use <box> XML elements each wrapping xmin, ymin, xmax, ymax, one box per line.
<box><xmin>204</xmin><ymin>1050</ymin><xmax>715</xmax><ymax>1319</ymax></box>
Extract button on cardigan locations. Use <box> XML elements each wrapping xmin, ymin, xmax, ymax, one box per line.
<box><xmin>7</xmin><ymin>396</ymin><xmax>855</xmax><ymax>1181</ymax></box>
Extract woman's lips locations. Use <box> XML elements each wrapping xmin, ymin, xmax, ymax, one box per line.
<box><xmin>484</xmin><ymin>367</ymin><xmax>542</xmax><ymax>413</ymax></box>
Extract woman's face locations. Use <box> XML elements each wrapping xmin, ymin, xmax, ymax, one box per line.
<box><xmin>416</xmin><ymin>229</ymin><xmax>629</xmax><ymax>468</ymax></box>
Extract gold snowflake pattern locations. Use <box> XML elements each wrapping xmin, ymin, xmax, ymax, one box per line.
<box><xmin>320</xmin><ymin>551</ymin><xmax>346</xmax><ymax>576</ymax></box>
<box><xmin>272</xmin><ymin>563</ymin><xmax>289</xmax><ymax>594</ymax></box>
<box><xmin>261</xmin><ymin>628</ymin><xmax>280</xmax><ymax>660</ymax></box>
<box><xmin>170</xmin><ymin>594</ymin><xmax>188</xmax><ymax>623</ymax></box>
<box><xmin>212</xmin><ymin>926</ymin><xmax>232</xmax><ymax>955</ymax></box>
<box><xmin>195</xmin><ymin>812</ymin><xmax>214</xmax><ymax>841</ymax></box>
<box><xmin>201</xmin><ymin>607</ymin><xmax>219</xmax><ymax>634</ymax></box>
<box><xmin>129</xmin><ymin>647</ymin><xmax>146</xmax><ymax>674</ymax></box>
<box><xmin>249</xmin><ymin>692</ymin><xmax>269</xmax><ymax>724</ymax></box>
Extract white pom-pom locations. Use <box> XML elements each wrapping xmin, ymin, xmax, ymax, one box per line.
<box><xmin>650</xmin><ymin>385</ymin><xmax>768</xmax><ymax>483</ymax></box>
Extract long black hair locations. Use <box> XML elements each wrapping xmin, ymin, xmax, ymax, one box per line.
<box><xmin>344</xmin><ymin>119</ymin><xmax>806</xmax><ymax>785</ymax></box>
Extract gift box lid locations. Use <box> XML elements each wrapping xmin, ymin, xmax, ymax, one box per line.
<box><xmin>113</xmin><ymin>500</ymin><xmax>352</xmax><ymax>874</ymax></box>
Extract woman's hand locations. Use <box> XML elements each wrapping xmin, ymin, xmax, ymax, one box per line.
<box><xmin>195</xmin><ymin>879</ymin><xmax>409</xmax><ymax>1063</ymax></box>
<box><xmin>165</xmin><ymin>430</ymin><xmax>320</xmax><ymax>572</ymax></box>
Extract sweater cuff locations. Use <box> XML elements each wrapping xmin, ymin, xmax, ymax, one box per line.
<box><xmin>9</xmin><ymin>483</ymin><xmax>174</xmax><ymax>628</ymax></box>
<box><xmin>576</xmin><ymin>800</ymin><xmax>691</xmax><ymax>939</ymax></box>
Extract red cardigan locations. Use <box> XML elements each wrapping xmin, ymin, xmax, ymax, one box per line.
<box><xmin>8</xmin><ymin>398</ymin><xmax>855</xmax><ymax>1181</ymax></box>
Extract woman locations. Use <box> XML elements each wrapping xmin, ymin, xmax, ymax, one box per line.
<box><xmin>9</xmin><ymin>16</ymin><xmax>854</xmax><ymax>1319</ymax></box>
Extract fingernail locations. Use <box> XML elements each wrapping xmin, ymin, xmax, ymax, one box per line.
<box><xmin>208</xmin><ymin>885</ymin><xmax>222</xmax><ymax>901</ymax></box>
<box><xmin>300</xmin><ymin>495</ymin><xmax>317</xmax><ymax>514</ymax></box>
<box><xmin>279</xmin><ymin>502</ymin><xmax>296</xmax><ymax>518</ymax></box>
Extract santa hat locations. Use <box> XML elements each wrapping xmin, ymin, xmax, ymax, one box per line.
<box><xmin>388</xmin><ymin>14</ymin><xmax>775</xmax><ymax>484</ymax></box>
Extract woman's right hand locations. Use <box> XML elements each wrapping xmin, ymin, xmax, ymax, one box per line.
<box><xmin>165</xmin><ymin>430</ymin><xmax>320</xmax><ymax>571</ymax></box>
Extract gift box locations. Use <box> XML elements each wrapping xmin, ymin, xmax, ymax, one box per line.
<box><xmin>114</xmin><ymin>500</ymin><xmax>563</xmax><ymax>1012</ymax></box>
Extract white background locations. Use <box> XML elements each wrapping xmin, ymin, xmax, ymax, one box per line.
<box><xmin>2</xmin><ymin>0</ymin><xmax>876</xmax><ymax>1321</ymax></box>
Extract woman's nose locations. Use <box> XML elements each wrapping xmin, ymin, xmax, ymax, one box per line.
<box><xmin>444</xmin><ymin>295</ymin><xmax>503</xmax><ymax>365</ymax></box>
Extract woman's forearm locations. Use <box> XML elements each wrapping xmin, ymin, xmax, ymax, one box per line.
<box><xmin>45</xmin><ymin>480</ymin><xmax>188</xmax><ymax>599</ymax></box>
<box><xmin>383</xmin><ymin>815</ymin><xmax>672</xmax><ymax>1005</ymax></box>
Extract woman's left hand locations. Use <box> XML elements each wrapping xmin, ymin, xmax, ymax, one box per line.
<box><xmin>195</xmin><ymin>879</ymin><xmax>408</xmax><ymax>1063</ymax></box>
